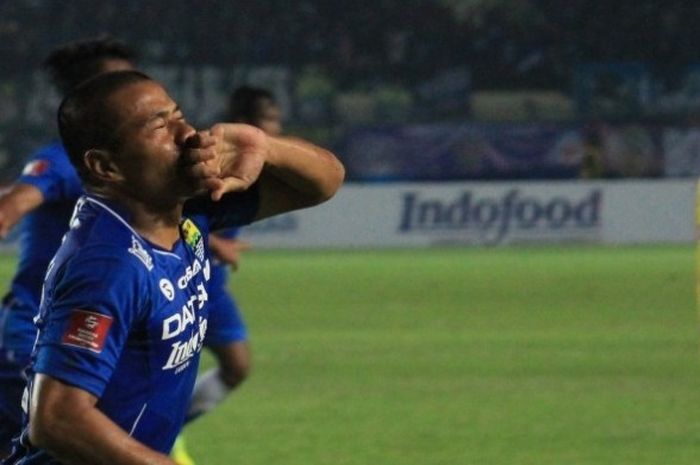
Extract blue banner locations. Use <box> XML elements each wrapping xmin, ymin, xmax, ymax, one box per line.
<box><xmin>336</xmin><ymin>122</ymin><xmax>663</xmax><ymax>181</ymax></box>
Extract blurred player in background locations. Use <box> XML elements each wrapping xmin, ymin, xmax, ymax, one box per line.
<box><xmin>173</xmin><ymin>85</ymin><xmax>284</xmax><ymax>465</ymax></box>
<box><xmin>0</xmin><ymin>38</ymin><xmax>135</xmax><ymax>457</ymax></box>
<box><xmin>229</xmin><ymin>86</ymin><xmax>283</xmax><ymax>137</ymax></box>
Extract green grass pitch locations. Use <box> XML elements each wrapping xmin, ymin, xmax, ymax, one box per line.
<box><xmin>0</xmin><ymin>245</ymin><xmax>698</xmax><ymax>464</ymax></box>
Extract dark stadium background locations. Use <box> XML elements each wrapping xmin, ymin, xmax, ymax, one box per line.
<box><xmin>2</xmin><ymin>0</ymin><xmax>700</xmax><ymax>182</ymax></box>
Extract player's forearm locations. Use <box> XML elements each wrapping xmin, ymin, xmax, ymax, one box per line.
<box><xmin>264</xmin><ymin>136</ymin><xmax>345</xmax><ymax>204</ymax></box>
<box><xmin>29</xmin><ymin>375</ymin><xmax>176</xmax><ymax>465</ymax></box>
<box><xmin>0</xmin><ymin>183</ymin><xmax>44</xmax><ymax>237</ymax></box>
<box><xmin>31</xmin><ymin>407</ymin><xmax>176</xmax><ymax>465</ymax></box>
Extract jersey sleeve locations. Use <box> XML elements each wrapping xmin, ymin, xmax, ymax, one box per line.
<box><xmin>33</xmin><ymin>248</ymin><xmax>149</xmax><ymax>398</ymax></box>
<box><xmin>18</xmin><ymin>144</ymin><xmax>83</xmax><ymax>202</ymax></box>
<box><xmin>183</xmin><ymin>183</ymin><xmax>260</xmax><ymax>232</ymax></box>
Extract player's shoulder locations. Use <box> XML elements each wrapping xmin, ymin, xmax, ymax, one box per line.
<box><xmin>26</xmin><ymin>141</ymin><xmax>68</xmax><ymax>163</ymax></box>
<box><xmin>21</xmin><ymin>141</ymin><xmax>71</xmax><ymax>176</ymax></box>
<box><xmin>65</xmin><ymin>197</ymin><xmax>157</xmax><ymax>274</ymax></box>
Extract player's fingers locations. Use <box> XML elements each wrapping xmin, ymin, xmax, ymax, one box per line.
<box><xmin>207</xmin><ymin>179</ymin><xmax>227</xmax><ymax>201</ymax></box>
<box><xmin>204</xmin><ymin>176</ymin><xmax>223</xmax><ymax>190</ymax></box>
<box><xmin>209</xmin><ymin>177</ymin><xmax>251</xmax><ymax>201</ymax></box>
<box><xmin>210</xmin><ymin>187</ymin><xmax>224</xmax><ymax>201</ymax></box>
<box><xmin>187</xmin><ymin>178</ymin><xmax>219</xmax><ymax>198</ymax></box>
<box><xmin>188</xmin><ymin>161</ymin><xmax>220</xmax><ymax>179</ymax></box>
<box><xmin>220</xmin><ymin>177</ymin><xmax>252</xmax><ymax>192</ymax></box>
<box><xmin>185</xmin><ymin>130</ymin><xmax>216</xmax><ymax>149</ymax></box>
<box><xmin>183</xmin><ymin>147</ymin><xmax>217</xmax><ymax>165</ymax></box>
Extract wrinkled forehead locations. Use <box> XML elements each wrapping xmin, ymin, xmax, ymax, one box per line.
<box><xmin>107</xmin><ymin>80</ymin><xmax>176</xmax><ymax>127</ymax></box>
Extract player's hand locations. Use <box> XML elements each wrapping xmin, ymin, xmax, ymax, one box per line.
<box><xmin>0</xmin><ymin>184</ymin><xmax>44</xmax><ymax>239</ymax></box>
<box><xmin>205</xmin><ymin>123</ymin><xmax>269</xmax><ymax>201</ymax></box>
<box><xmin>208</xmin><ymin>235</ymin><xmax>252</xmax><ymax>271</ymax></box>
<box><xmin>180</xmin><ymin>130</ymin><xmax>221</xmax><ymax>194</ymax></box>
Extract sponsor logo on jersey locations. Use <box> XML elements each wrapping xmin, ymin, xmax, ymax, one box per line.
<box><xmin>177</xmin><ymin>259</ymin><xmax>210</xmax><ymax>289</ymax></box>
<box><xmin>22</xmin><ymin>159</ymin><xmax>49</xmax><ymax>176</ymax></box>
<box><xmin>162</xmin><ymin>316</ymin><xmax>208</xmax><ymax>372</ymax></box>
<box><xmin>161</xmin><ymin>282</ymin><xmax>209</xmax><ymax>372</ymax></box>
<box><xmin>162</xmin><ymin>282</ymin><xmax>208</xmax><ymax>340</ymax></box>
<box><xmin>128</xmin><ymin>236</ymin><xmax>154</xmax><ymax>271</ymax></box>
<box><xmin>203</xmin><ymin>259</ymin><xmax>210</xmax><ymax>281</ymax></box>
<box><xmin>61</xmin><ymin>310</ymin><xmax>113</xmax><ymax>353</ymax></box>
<box><xmin>181</xmin><ymin>218</ymin><xmax>205</xmax><ymax>261</ymax></box>
<box><xmin>159</xmin><ymin>279</ymin><xmax>175</xmax><ymax>301</ymax></box>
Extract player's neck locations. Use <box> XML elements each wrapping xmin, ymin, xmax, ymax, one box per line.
<box><xmin>92</xmin><ymin>188</ymin><xmax>185</xmax><ymax>251</ymax></box>
<box><xmin>128</xmin><ymin>203</ymin><xmax>183</xmax><ymax>251</ymax></box>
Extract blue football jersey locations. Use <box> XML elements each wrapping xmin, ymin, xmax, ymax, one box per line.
<box><xmin>7</xmin><ymin>188</ymin><xmax>258</xmax><ymax>463</ymax></box>
<box><xmin>11</xmin><ymin>143</ymin><xmax>83</xmax><ymax>309</ymax></box>
<box><xmin>208</xmin><ymin>227</ymin><xmax>240</xmax><ymax>290</ymax></box>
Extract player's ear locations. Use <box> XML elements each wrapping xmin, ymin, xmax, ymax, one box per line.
<box><xmin>84</xmin><ymin>149</ymin><xmax>125</xmax><ymax>182</ymax></box>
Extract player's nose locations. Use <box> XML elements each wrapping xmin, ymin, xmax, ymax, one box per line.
<box><xmin>175</xmin><ymin>120</ymin><xmax>196</xmax><ymax>146</ymax></box>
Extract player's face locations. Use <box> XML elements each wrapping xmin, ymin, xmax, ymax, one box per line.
<box><xmin>256</xmin><ymin>101</ymin><xmax>282</xmax><ymax>136</ymax></box>
<box><xmin>106</xmin><ymin>80</ymin><xmax>199</xmax><ymax>206</ymax></box>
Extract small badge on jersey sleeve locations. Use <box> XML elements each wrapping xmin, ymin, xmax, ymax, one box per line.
<box><xmin>61</xmin><ymin>310</ymin><xmax>113</xmax><ymax>353</ymax></box>
<box><xmin>22</xmin><ymin>160</ymin><xmax>50</xmax><ymax>176</ymax></box>
<box><xmin>180</xmin><ymin>218</ymin><xmax>205</xmax><ymax>261</ymax></box>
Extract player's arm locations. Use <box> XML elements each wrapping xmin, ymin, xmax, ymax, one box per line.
<box><xmin>253</xmin><ymin>134</ymin><xmax>345</xmax><ymax>220</ymax></box>
<box><xmin>0</xmin><ymin>183</ymin><xmax>44</xmax><ymax>238</ymax></box>
<box><xmin>29</xmin><ymin>374</ymin><xmax>176</xmax><ymax>465</ymax></box>
<box><xmin>29</xmin><ymin>249</ymin><xmax>170</xmax><ymax>464</ymax></box>
<box><xmin>208</xmin><ymin>233</ymin><xmax>251</xmax><ymax>270</ymax></box>
<box><xmin>190</xmin><ymin>124</ymin><xmax>344</xmax><ymax>219</ymax></box>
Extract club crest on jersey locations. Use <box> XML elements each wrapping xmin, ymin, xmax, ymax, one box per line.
<box><xmin>22</xmin><ymin>159</ymin><xmax>49</xmax><ymax>176</ymax></box>
<box><xmin>180</xmin><ymin>218</ymin><xmax>205</xmax><ymax>261</ymax></box>
<box><xmin>128</xmin><ymin>236</ymin><xmax>153</xmax><ymax>271</ymax></box>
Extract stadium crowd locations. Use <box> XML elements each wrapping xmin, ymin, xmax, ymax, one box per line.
<box><xmin>2</xmin><ymin>0</ymin><xmax>700</xmax><ymax>183</ymax></box>
<box><xmin>3</xmin><ymin>0</ymin><xmax>700</xmax><ymax>90</ymax></box>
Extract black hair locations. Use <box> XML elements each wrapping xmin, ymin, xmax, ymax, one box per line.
<box><xmin>57</xmin><ymin>70</ymin><xmax>152</xmax><ymax>185</ymax></box>
<box><xmin>228</xmin><ymin>85</ymin><xmax>276</xmax><ymax>124</ymax></box>
<box><xmin>43</xmin><ymin>37</ymin><xmax>135</xmax><ymax>96</ymax></box>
